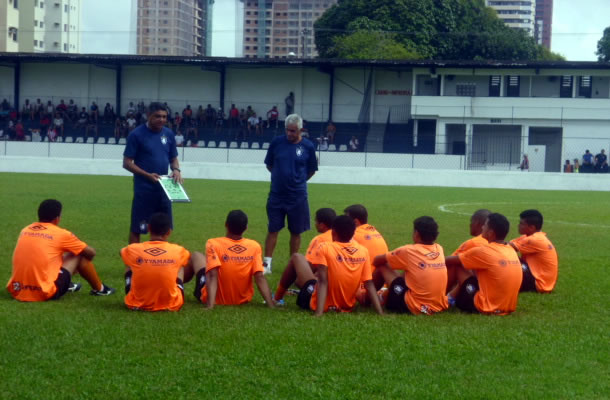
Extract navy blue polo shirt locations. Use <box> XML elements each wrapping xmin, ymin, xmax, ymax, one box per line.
<box><xmin>124</xmin><ymin>124</ymin><xmax>178</xmax><ymax>192</ymax></box>
<box><xmin>264</xmin><ymin>135</ymin><xmax>318</xmax><ymax>198</ymax></box>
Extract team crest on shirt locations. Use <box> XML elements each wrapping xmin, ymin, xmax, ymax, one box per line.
<box><xmin>161</xmin><ymin>135</ymin><xmax>168</xmax><ymax>145</ymax></box>
<box><xmin>343</xmin><ymin>247</ymin><xmax>358</xmax><ymax>255</ymax></box>
<box><xmin>29</xmin><ymin>224</ymin><xmax>47</xmax><ymax>231</ymax></box>
<box><xmin>336</xmin><ymin>255</ymin><xmax>343</xmax><ymax>262</ymax></box>
<box><xmin>136</xmin><ymin>257</ymin><xmax>143</xmax><ymax>265</ymax></box>
<box><xmin>223</xmin><ymin>254</ymin><xmax>230</xmax><ymax>262</ymax></box>
<box><xmin>144</xmin><ymin>247</ymin><xmax>167</xmax><ymax>257</ymax></box>
<box><xmin>418</xmin><ymin>262</ymin><xmax>426</xmax><ymax>270</ymax></box>
<box><xmin>228</xmin><ymin>244</ymin><xmax>247</xmax><ymax>254</ymax></box>
<box><xmin>296</xmin><ymin>146</ymin><xmax>303</xmax><ymax>157</ymax></box>
<box><xmin>425</xmin><ymin>252</ymin><xmax>440</xmax><ymax>259</ymax></box>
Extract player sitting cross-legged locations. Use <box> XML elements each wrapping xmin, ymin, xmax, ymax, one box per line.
<box><xmin>193</xmin><ymin>210</ymin><xmax>276</xmax><ymax>309</ymax></box>
<box><xmin>120</xmin><ymin>212</ymin><xmax>205</xmax><ymax>312</ymax></box>
<box><xmin>273</xmin><ymin>207</ymin><xmax>336</xmax><ymax>303</ymax></box>
<box><xmin>372</xmin><ymin>216</ymin><xmax>449</xmax><ymax>315</ymax></box>
<box><xmin>283</xmin><ymin>215</ymin><xmax>383</xmax><ymax>316</ymax></box>
<box><xmin>509</xmin><ymin>209</ymin><xmax>558</xmax><ymax>293</ymax></box>
<box><xmin>445</xmin><ymin>213</ymin><xmax>522</xmax><ymax>315</ymax></box>
<box><xmin>7</xmin><ymin>199</ymin><xmax>115</xmax><ymax>302</ymax></box>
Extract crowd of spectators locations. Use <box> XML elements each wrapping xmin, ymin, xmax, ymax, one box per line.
<box><xmin>569</xmin><ymin>149</ymin><xmax>609</xmax><ymax>173</ymax></box>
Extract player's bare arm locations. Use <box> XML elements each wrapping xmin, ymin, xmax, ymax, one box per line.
<box><xmin>254</xmin><ymin>271</ymin><xmax>275</xmax><ymax>309</ymax></box>
<box><xmin>314</xmin><ymin>266</ymin><xmax>328</xmax><ymax>317</ymax></box>
<box><xmin>79</xmin><ymin>245</ymin><xmax>96</xmax><ymax>260</ymax></box>
<box><xmin>364</xmin><ymin>280</ymin><xmax>384</xmax><ymax>315</ymax></box>
<box><xmin>169</xmin><ymin>157</ymin><xmax>183</xmax><ymax>184</ymax></box>
<box><xmin>123</xmin><ymin>156</ymin><xmax>160</xmax><ymax>183</ymax></box>
<box><xmin>205</xmin><ymin>268</ymin><xmax>219</xmax><ymax>309</ymax></box>
<box><xmin>373</xmin><ymin>254</ymin><xmax>388</xmax><ymax>268</ymax></box>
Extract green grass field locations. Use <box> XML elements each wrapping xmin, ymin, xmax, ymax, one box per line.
<box><xmin>0</xmin><ymin>173</ymin><xmax>608</xmax><ymax>399</ymax></box>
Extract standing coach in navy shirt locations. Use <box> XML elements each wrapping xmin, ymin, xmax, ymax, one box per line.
<box><xmin>123</xmin><ymin>102</ymin><xmax>182</xmax><ymax>244</ymax></box>
<box><xmin>263</xmin><ymin>113</ymin><xmax>318</xmax><ymax>274</ymax></box>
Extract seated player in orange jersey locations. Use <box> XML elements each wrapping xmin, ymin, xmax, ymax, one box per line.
<box><xmin>7</xmin><ymin>199</ymin><xmax>115</xmax><ymax>302</ymax></box>
<box><xmin>372</xmin><ymin>216</ymin><xmax>448</xmax><ymax>315</ymax></box>
<box><xmin>193</xmin><ymin>210</ymin><xmax>276</xmax><ymax>309</ymax></box>
<box><xmin>120</xmin><ymin>212</ymin><xmax>204</xmax><ymax>311</ymax></box>
<box><xmin>448</xmin><ymin>209</ymin><xmax>491</xmax><ymax>292</ymax></box>
<box><xmin>445</xmin><ymin>213</ymin><xmax>522</xmax><ymax>315</ymax></box>
<box><xmin>274</xmin><ymin>207</ymin><xmax>336</xmax><ymax>303</ymax></box>
<box><xmin>509</xmin><ymin>209</ymin><xmax>558</xmax><ymax>293</ymax></box>
<box><xmin>285</xmin><ymin>215</ymin><xmax>383</xmax><ymax>316</ymax></box>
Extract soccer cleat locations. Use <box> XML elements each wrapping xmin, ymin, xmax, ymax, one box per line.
<box><xmin>286</xmin><ymin>288</ymin><xmax>300</xmax><ymax>296</ymax></box>
<box><xmin>90</xmin><ymin>283</ymin><xmax>116</xmax><ymax>296</ymax></box>
<box><xmin>68</xmin><ymin>282</ymin><xmax>82</xmax><ymax>293</ymax></box>
<box><xmin>275</xmin><ymin>298</ymin><xmax>285</xmax><ymax>306</ymax></box>
<box><xmin>447</xmin><ymin>295</ymin><xmax>456</xmax><ymax>308</ymax></box>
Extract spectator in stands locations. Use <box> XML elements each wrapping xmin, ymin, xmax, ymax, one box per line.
<box><xmin>15</xmin><ymin>120</ymin><xmax>25</xmax><ymax>141</ymax></box>
<box><xmin>173</xmin><ymin>112</ymin><xmax>182</xmax><ymax>134</ymax></box>
<box><xmin>163</xmin><ymin>102</ymin><xmax>171</xmax><ymax>117</ymax></box>
<box><xmin>258</xmin><ymin>117</ymin><xmax>264</xmax><ymax>136</ymax></box>
<box><xmin>325</xmin><ymin>121</ymin><xmax>336</xmax><ymax>144</ymax></box>
<box><xmin>266</xmin><ymin>106</ymin><xmax>279</xmax><ymax>129</ymax></box>
<box><xmin>85</xmin><ymin>115</ymin><xmax>98</xmax><ymax>140</ymax></box>
<box><xmin>1</xmin><ymin>98</ymin><xmax>10</xmax><ymax>114</ymax></box>
<box><xmin>185</xmin><ymin>118</ymin><xmax>198</xmax><ymax>144</ymax></box>
<box><xmin>246</xmin><ymin>105</ymin><xmax>255</xmax><ymax>119</ymax></box>
<box><xmin>137</xmin><ymin>101</ymin><xmax>147</xmax><ymax>115</ymax></box>
<box><xmin>182</xmin><ymin>105</ymin><xmax>193</xmax><ymax>123</ymax></box>
<box><xmin>126</xmin><ymin>114</ymin><xmax>137</xmax><ymax>133</ymax></box>
<box><xmin>317</xmin><ymin>134</ymin><xmax>329</xmax><ymax>151</ymax></box>
<box><xmin>6</xmin><ymin>120</ymin><xmax>15</xmax><ymax>139</ymax></box>
<box><xmin>76</xmin><ymin>107</ymin><xmax>89</xmax><ymax>131</ymax></box>
<box><xmin>196</xmin><ymin>105</ymin><xmax>205</xmax><ymax>126</ymax></box>
<box><xmin>239</xmin><ymin>108</ymin><xmax>248</xmax><ymax>138</ymax></box>
<box><xmin>349</xmin><ymin>136</ymin><xmax>359</xmax><ymax>152</ymax></box>
<box><xmin>90</xmin><ymin>102</ymin><xmax>99</xmax><ymax>123</ymax></box>
<box><xmin>53</xmin><ymin>113</ymin><xmax>64</xmax><ymax>138</ymax></box>
<box><xmin>582</xmin><ymin>150</ymin><xmax>593</xmax><ymax>173</ymax></box>
<box><xmin>127</xmin><ymin>102</ymin><xmax>136</xmax><ymax>115</ymax></box>
<box><xmin>205</xmin><ymin>104</ymin><xmax>216</xmax><ymax>128</ymax></box>
<box><xmin>573</xmin><ymin>159</ymin><xmax>580</xmax><ymax>173</ymax></box>
<box><xmin>34</xmin><ymin>98</ymin><xmax>43</xmax><ymax>119</ymax></box>
<box><xmin>594</xmin><ymin>149</ymin><xmax>608</xmax><ymax>173</ymax></box>
<box><xmin>47</xmin><ymin>126</ymin><xmax>58</xmax><ymax>142</ymax></box>
<box><xmin>247</xmin><ymin>113</ymin><xmax>259</xmax><ymax>136</ymax></box>
<box><xmin>563</xmin><ymin>159</ymin><xmax>573</xmax><ymax>173</ymax></box>
<box><xmin>175</xmin><ymin>130</ymin><xmax>185</xmax><ymax>147</ymax></box>
<box><xmin>23</xmin><ymin>99</ymin><xmax>34</xmax><ymax>121</ymax></box>
<box><xmin>56</xmin><ymin>100</ymin><xmax>67</xmax><ymax>117</ymax></box>
<box><xmin>67</xmin><ymin>99</ymin><xmax>77</xmax><ymax>122</ymax></box>
<box><xmin>519</xmin><ymin>154</ymin><xmax>529</xmax><ymax>171</ymax></box>
<box><xmin>285</xmin><ymin>92</ymin><xmax>294</xmax><ymax>115</ymax></box>
<box><xmin>46</xmin><ymin>101</ymin><xmax>54</xmax><ymax>116</ymax></box>
<box><xmin>104</xmin><ymin>103</ymin><xmax>114</xmax><ymax>124</ymax></box>
<box><xmin>229</xmin><ymin>104</ymin><xmax>239</xmax><ymax>129</ymax></box>
<box><xmin>114</xmin><ymin>117</ymin><xmax>124</xmax><ymax>140</ymax></box>
<box><xmin>40</xmin><ymin>113</ymin><xmax>51</xmax><ymax>135</ymax></box>
<box><xmin>215</xmin><ymin>108</ymin><xmax>225</xmax><ymax>134</ymax></box>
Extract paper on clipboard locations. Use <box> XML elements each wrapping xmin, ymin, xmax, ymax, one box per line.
<box><xmin>159</xmin><ymin>176</ymin><xmax>191</xmax><ymax>203</ymax></box>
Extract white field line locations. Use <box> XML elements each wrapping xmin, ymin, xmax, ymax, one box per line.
<box><xmin>438</xmin><ymin>202</ymin><xmax>610</xmax><ymax>229</ymax></box>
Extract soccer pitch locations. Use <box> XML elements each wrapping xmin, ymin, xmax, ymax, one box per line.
<box><xmin>0</xmin><ymin>173</ymin><xmax>608</xmax><ymax>399</ymax></box>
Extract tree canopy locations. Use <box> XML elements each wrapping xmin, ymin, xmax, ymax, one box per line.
<box><xmin>596</xmin><ymin>27</ymin><xmax>610</xmax><ymax>62</ymax></box>
<box><xmin>314</xmin><ymin>0</ymin><xmax>563</xmax><ymax>61</ymax></box>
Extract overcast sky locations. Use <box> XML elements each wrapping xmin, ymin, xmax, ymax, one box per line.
<box><xmin>80</xmin><ymin>0</ymin><xmax>609</xmax><ymax>61</ymax></box>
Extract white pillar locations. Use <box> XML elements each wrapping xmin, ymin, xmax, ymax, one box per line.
<box><xmin>521</xmin><ymin>124</ymin><xmax>529</xmax><ymax>156</ymax></box>
<box><xmin>465</xmin><ymin>123</ymin><xmax>473</xmax><ymax>168</ymax></box>
<box><xmin>439</xmin><ymin>74</ymin><xmax>445</xmax><ymax>96</ymax></box>
<box><xmin>572</xmin><ymin>76</ymin><xmax>577</xmax><ymax>98</ymax></box>
<box><xmin>500</xmin><ymin>75</ymin><xmax>505</xmax><ymax>97</ymax></box>
<box><xmin>413</xmin><ymin>119</ymin><xmax>419</xmax><ymax>148</ymax></box>
<box><xmin>435</xmin><ymin>120</ymin><xmax>446</xmax><ymax>154</ymax></box>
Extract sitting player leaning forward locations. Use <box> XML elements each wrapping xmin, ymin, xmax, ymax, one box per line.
<box><xmin>373</xmin><ymin>216</ymin><xmax>448</xmax><ymax>315</ymax></box>
<box><xmin>121</xmin><ymin>212</ymin><xmax>205</xmax><ymax>311</ymax></box>
<box><xmin>509</xmin><ymin>209</ymin><xmax>558</xmax><ymax>293</ymax></box>
<box><xmin>193</xmin><ymin>210</ymin><xmax>275</xmax><ymax>309</ymax></box>
<box><xmin>274</xmin><ymin>207</ymin><xmax>336</xmax><ymax>303</ymax></box>
<box><xmin>445</xmin><ymin>213</ymin><xmax>522</xmax><ymax>315</ymax></box>
<box><xmin>7</xmin><ymin>199</ymin><xmax>115</xmax><ymax>302</ymax></box>
<box><xmin>283</xmin><ymin>215</ymin><xmax>383</xmax><ymax>316</ymax></box>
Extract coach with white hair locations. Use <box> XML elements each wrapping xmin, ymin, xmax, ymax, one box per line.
<box><xmin>262</xmin><ymin>113</ymin><xmax>318</xmax><ymax>274</ymax></box>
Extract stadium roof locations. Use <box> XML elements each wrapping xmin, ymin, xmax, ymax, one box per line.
<box><xmin>1</xmin><ymin>52</ymin><xmax>609</xmax><ymax>70</ymax></box>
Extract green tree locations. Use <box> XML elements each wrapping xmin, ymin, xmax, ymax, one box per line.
<box><xmin>596</xmin><ymin>27</ymin><xmax>610</xmax><ymax>62</ymax></box>
<box><xmin>314</xmin><ymin>0</ymin><xmax>560</xmax><ymax>61</ymax></box>
<box><xmin>331</xmin><ymin>31</ymin><xmax>419</xmax><ymax>60</ymax></box>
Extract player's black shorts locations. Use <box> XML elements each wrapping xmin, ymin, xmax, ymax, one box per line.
<box><xmin>51</xmin><ymin>268</ymin><xmax>71</xmax><ymax>300</ymax></box>
<box><xmin>456</xmin><ymin>276</ymin><xmax>480</xmax><ymax>313</ymax></box>
<box><xmin>519</xmin><ymin>263</ymin><xmax>537</xmax><ymax>292</ymax></box>
<box><xmin>130</xmin><ymin>190</ymin><xmax>173</xmax><ymax>235</ymax></box>
<box><xmin>386</xmin><ymin>277</ymin><xmax>411</xmax><ymax>314</ymax></box>
<box><xmin>296</xmin><ymin>279</ymin><xmax>317</xmax><ymax>310</ymax></box>
<box><xmin>193</xmin><ymin>269</ymin><xmax>207</xmax><ymax>302</ymax></box>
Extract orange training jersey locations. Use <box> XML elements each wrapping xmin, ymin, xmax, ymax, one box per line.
<box><xmin>510</xmin><ymin>232</ymin><xmax>558</xmax><ymax>293</ymax></box>
<box><xmin>8</xmin><ymin>222</ymin><xmax>87</xmax><ymax>302</ymax></box>
<box><xmin>305</xmin><ymin>230</ymin><xmax>333</xmax><ymax>264</ymax></box>
<box><xmin>458</xmin><ymin>242</ymin><xmax>522</xmax><ymax>315</ymax></box>
<box><xmin>385</xmin><ymin>243</ymin><xmax>449</xmax><ymax>315</ymax></box>
<box><xmin>121</xmin><ymin>241</ymin><xmax>191</xmax><ymax>311</ymax></box>
<box><xmin>452</xmin><ymin>234</ymin><xmax>488</xmax><ymax>256</ymax></box>
<box><xmin>353</xmin><ymin>224</ymin><xmax>389</xmax><ymax>262</ymax></box>
<box><xmin>202</xmin><ymin>237</ymin><xmax>264</xmax><ymax>305</ymax></box>
<box><xmin>308</xmin><ymin>240</ymin><xmax>372</xmax><ymax>312</ymax></box>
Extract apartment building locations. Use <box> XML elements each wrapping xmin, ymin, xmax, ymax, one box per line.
<box><xmin>486</xmin><ymin>0</ymin><xmax>536</xmax><ymax>36</ymax></box>
<box><xmin>242</xmin><ymin>0</ymin><xmax>336</xmax><ymax>59</ymax></box>
<box><xmin>534</xmin><ymin>0</ymin><xmax>552</xmax><ymax>49</ymax></box>
<box><xmin>0</xmin><ymin>0</ymin><xmax>20</xmax><ymax>52</ymax></box>
<box><xmin>136</xmin><ymin>0</ymin><xmax>211</xmax><ymax>56</ymax></box>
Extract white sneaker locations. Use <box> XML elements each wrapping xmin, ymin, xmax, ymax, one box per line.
<box><xmin>263</xmin><ymin>262</ymin><xmax>272</xmax><ymax>275</ymax></box>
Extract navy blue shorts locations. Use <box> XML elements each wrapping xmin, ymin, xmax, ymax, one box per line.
<box><xmin>456</xmin><ymin>276</ymin><xmax>480</xmax><ymax>313</ymax></box>
<box><xmin>519</xmin><ymin>263</ymin><xmax>537</xmax><ymax>292</ymax></box>
<box><xmin>266</xmin><ymin>195</ymin><xmax>310</xmax><ymax>234</ymax></box>
<box><xmin>130</xmin><ymin>190</ymin><xmax>173</xmax><ymax>234</ymax></box>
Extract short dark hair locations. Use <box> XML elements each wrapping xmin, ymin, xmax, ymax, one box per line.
<box><xmin>344</xmin><ymin>204</ymin><xmax>368</xmax><ymax>224</ymax></box>
<box><xmin>38</xmin><ymin>199</ymin><xmax>62</xmax><ymax>222</ymax></box>
<box><xmin>332</xmin><ymin>215</ymin><xmax>356</xmax><ymax>242</ymax></box>
<box><xmin>486</xmin><ymin>213</ymin><xmax>510</xmax><ymax>241</ymax></box>
<box><xmin>413</xmin><ymin>216</ymin><xmax>438</xmax><ymax>244</ymax></box>
<box><xmin>148</xmin><ymin>102</ymin><xmax>167</xmax><ymax>114</ymax></box>
<box><xmin>315</xmin><ymin>208</ymin><xmax>336</xmax><ymax>228</ymax></box>
<box><xmin>471</xmin><ymin>209</ymin><xmax>491</xmax><ymax>225</ymax></box>
<box><xmin>149</xmin><ymin>213</ymin><xmax>172</xmax><ymax>236</ymax></box>
<box><xmin>226</xmin><ymin>210</ymin><xmax>248</xmax><ymax>235</ymax></box>
<box><xmin>519</xmin><ymin>209</ymin><xmax>543</xmax><ymax>230</ymax></box>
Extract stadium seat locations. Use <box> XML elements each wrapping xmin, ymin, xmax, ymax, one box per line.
<box><xmin>86</xmin><ymin>137</ymin><xmax>94</xmax><ymax>144</ymax></box>
<box><xmin>207</xmin><ymin>140</ymin><xmax>216</xmax><ymax>148</ymax></box>
<box><xmin>339</xmin><ymin>144</ymin><xmax>347</xmax><ymax>151</ymax></box>
<box><xmin>118</xmin><ymin>138</ymin><xmax>126</xmax><ymax>145</ymax></box>
<box><xmin>328</xmin><ymin>144</ymin><xmax>337</xmax><ymax>151</ymax></box>
<box><xmin>262</xmin><ymin>142</ymin><xmax>270</xmax><ymax>149</ymax></box>
<box><xmin>97</xmin><ymin>137</ymin><xmax>106</xmax><ymax>144</ymax></box>
<box><xmin>251</xmin><ymin>142</ymin><xmax>260</xmax><ymax>149</ymax></box>
<box><xmin>65</xmin><ymin>137</ymin><xmax>73</xmax><ymax>143</ymax></box>
<box><xmin>218</xmin><ymin>141</ymin><xmax>227</xmax><ymax>148</ymax></box>
<box><xmin>57</xmin><ymin>137</ymin><xmax>63</xmax><ymax>143</ymax></box>
<box><xmin>229</xmin><ymin>141</ymin><xmax>238</xmax><ymax>148</ymax></box>
<box><xmin>75</xmin><ymin>137</ymin><xmax>84</xmax><ymax>143</ymax></box>
<box><xmin>197</xmin><ymin>140</ymin><xmax>205</xmax><ymax>147</ymax></box>
<box><xmin>240</xmin><ymin>142</ymin><xmax>249</xmax><ymax>149</ymax></box>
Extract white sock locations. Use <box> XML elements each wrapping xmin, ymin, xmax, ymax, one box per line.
<box><xmin>264</xmin><ymin>257</ymin><xmax>272</xmax><ymax>270</ymax></box>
